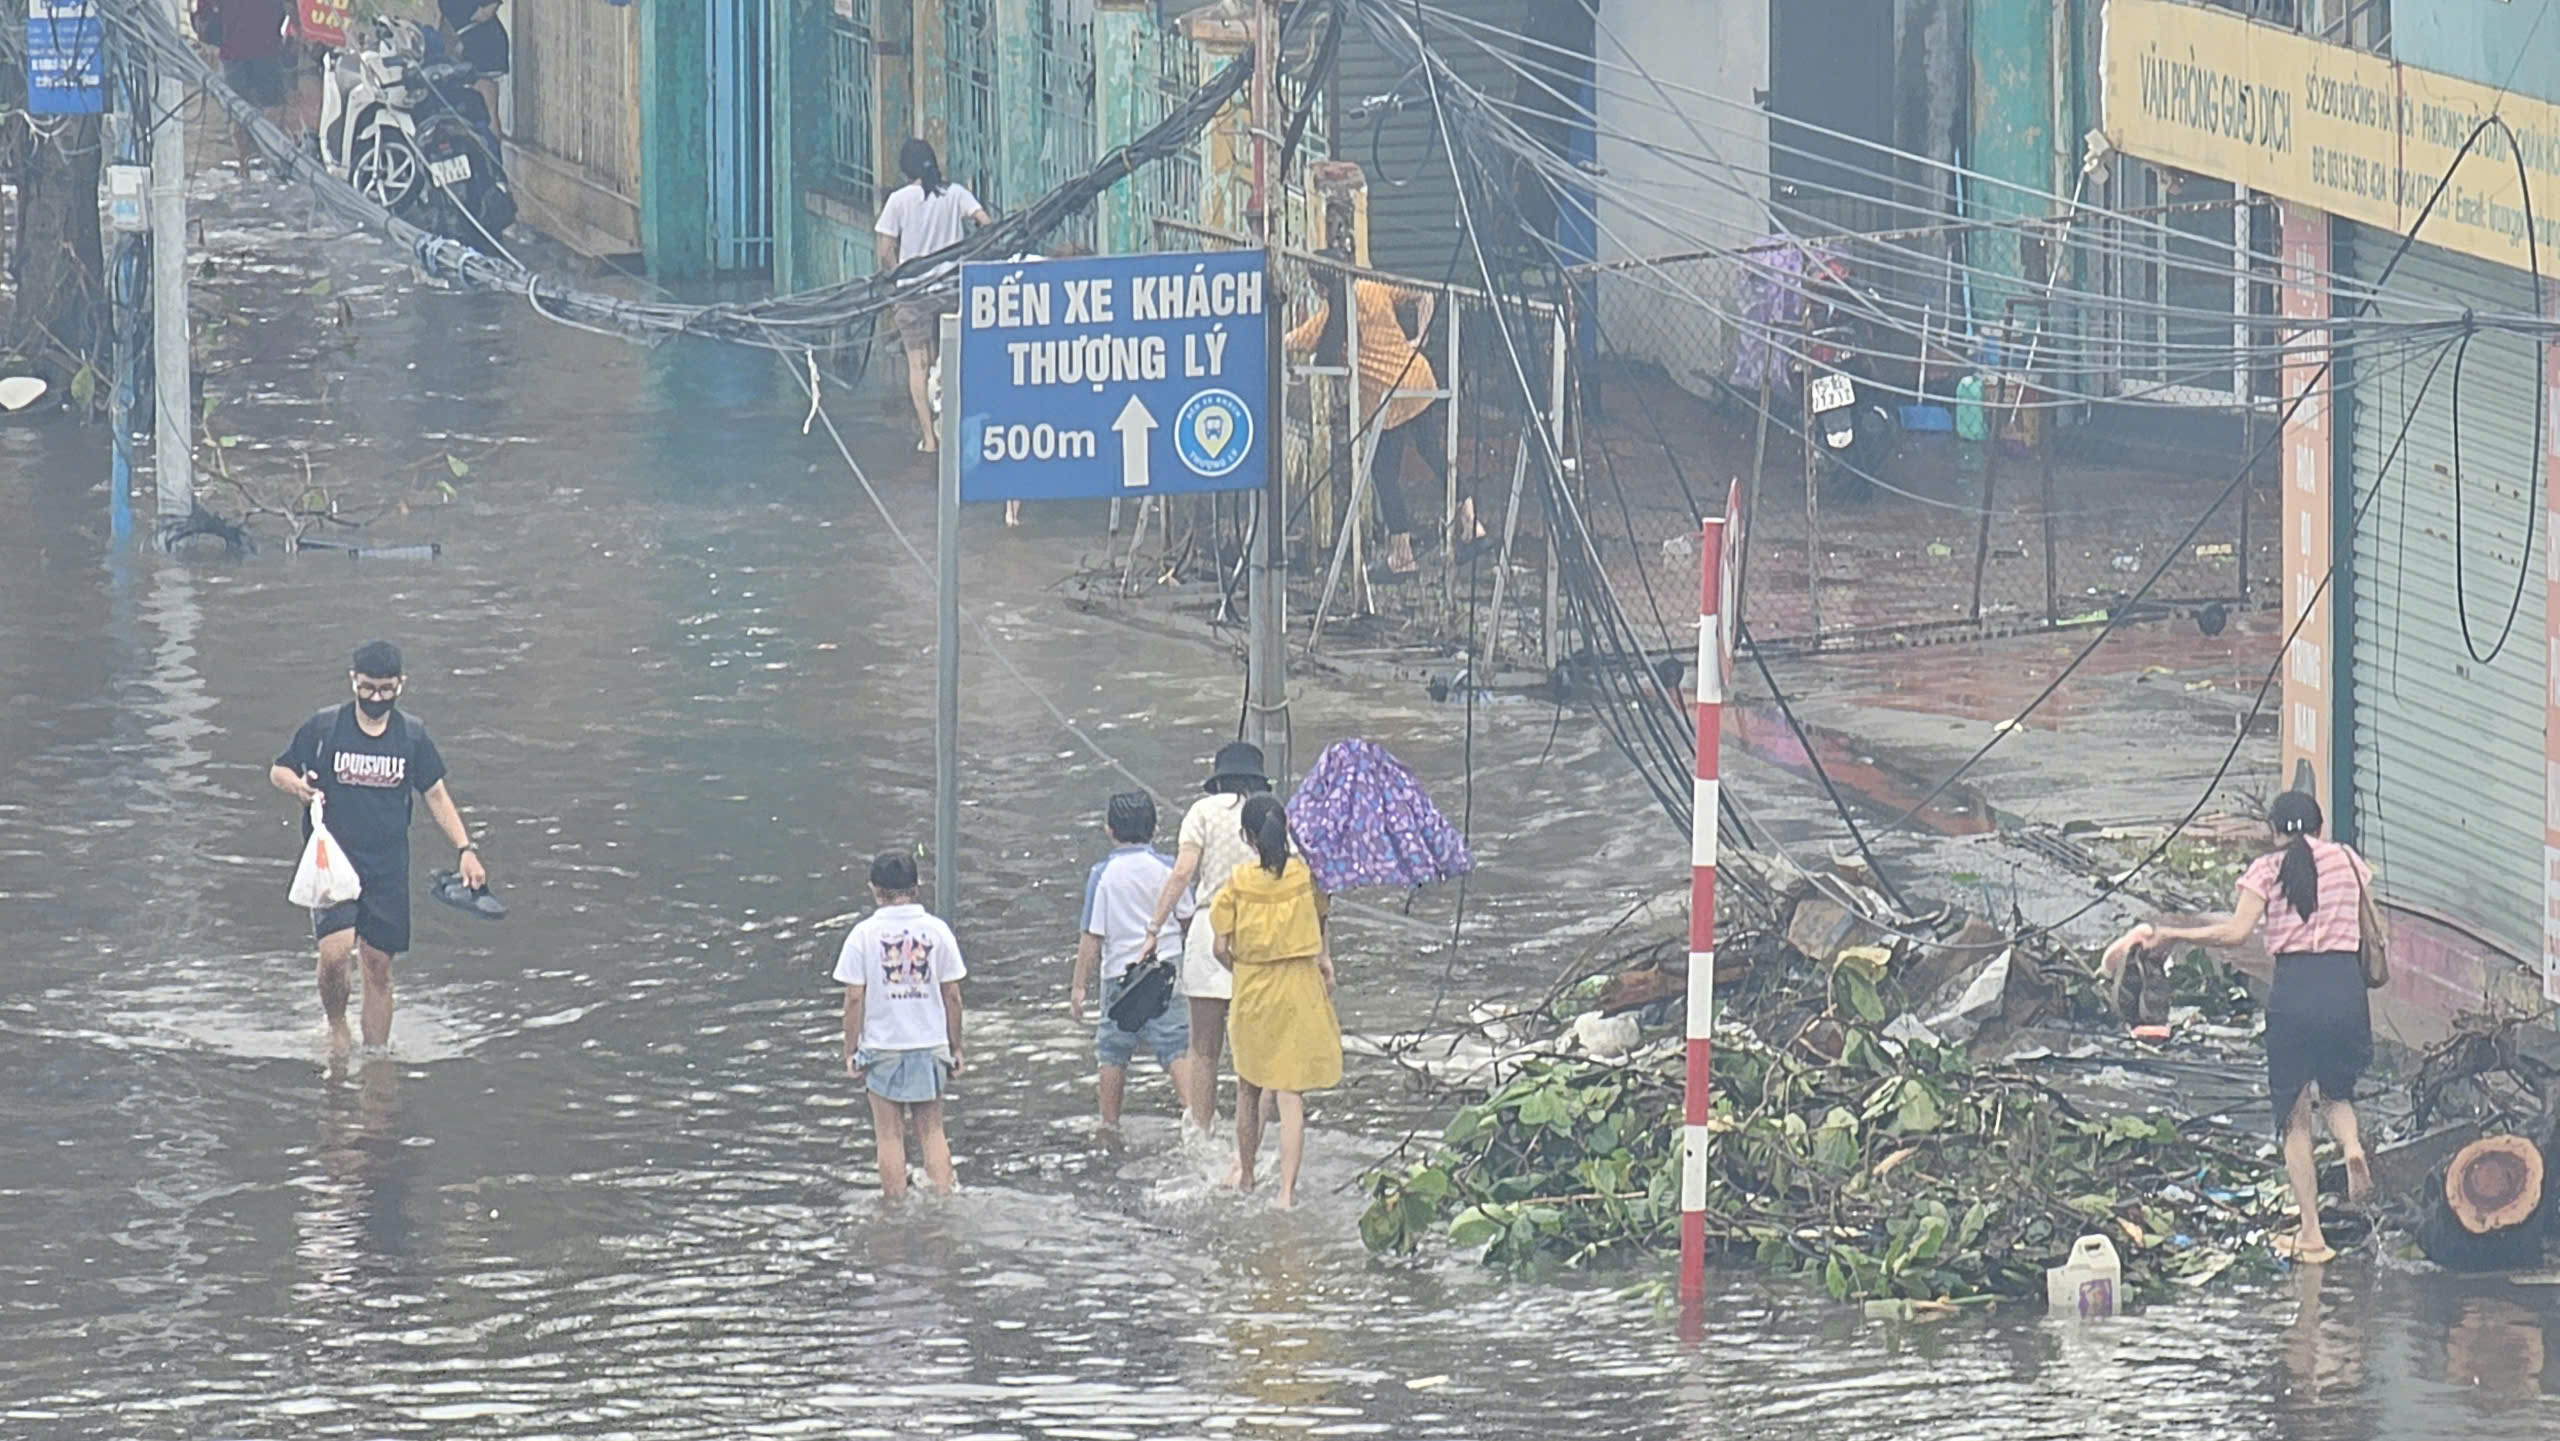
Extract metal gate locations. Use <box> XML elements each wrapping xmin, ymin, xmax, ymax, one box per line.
<box><xmin>943</xmin><ymin>0</ymin><xmax>1001</xmax><ymax>209</ymax></box>
<box><xmin>823</xmin><ymin>0</ymin><xmax>877</xmax><ymax>202</ymax></box>
<box><xmin>1124</xmin><ymin>20</ymin><xmax>1203</xmax><ymax>245</ymax></box>
<box><xmin>1029</xmin><ymin>0</ymin><xmax>1098</xmax><ymax>251</ymax></box>
<box><xmin>707</xmin><ymin>0</ymin><xmax>773</xmax><ymax>271</ymax></box>
<box><xmin>2344</xmin><ymin>229</ymin><xmax>2548</xmax><ymax>959</ymax></box>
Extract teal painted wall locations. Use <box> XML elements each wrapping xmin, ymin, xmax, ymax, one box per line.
<box><xmin>1095</xmin><ymin>5</ymin><xmax>1149</xmax><ymax>256</ymax></box>
<box><xmin>2393</xmin><ymin>0</ymin><xmax>2560</xmax><ymax>106</ymax></box>
<box><xmin>642</xmin><ymin>0</ymin><xmax>715</xmax><ymax>279</ymax></box>
<box><xmin>1966</xmin><ymin>0</ymin><xmax>2052</xmax><ymax>229</ymax></box>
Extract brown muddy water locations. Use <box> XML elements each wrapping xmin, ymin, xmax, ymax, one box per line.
<box><xmin>0</xmin><ymin>175</ymin><xmax>2552</xmax><ymax>1440</ymax></box>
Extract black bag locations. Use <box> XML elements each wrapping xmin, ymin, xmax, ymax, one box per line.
<box><xmin>1107</xmin><ymin>956</ymin><xmax>1176</xmax><ymax>1034</ymax></box>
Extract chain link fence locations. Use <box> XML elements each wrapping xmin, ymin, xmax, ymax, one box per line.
<box><xmin>1568</xmin><ymin>217</ymin><xmax>2275</xmax><ymax>657</ymax></box>
<box><xmin>1110</xmin><ymin>228</ymin><xmax>1568</xmax><ymax>667</ymax></box>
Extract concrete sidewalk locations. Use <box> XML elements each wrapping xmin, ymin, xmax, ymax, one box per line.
<box><xmin>1730</xmin><ymin>604</ymin><xmax>2282</xmax><ymax>834</ymax></box>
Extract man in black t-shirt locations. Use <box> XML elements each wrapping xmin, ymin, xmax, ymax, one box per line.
<box><xmin>270</xmin><ymin>640</ymin><xmax>487</xmax><ymax>1053</ymax></box>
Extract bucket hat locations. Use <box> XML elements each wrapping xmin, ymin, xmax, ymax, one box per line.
<box><xmin>1204</xmin><ymin>740</ymin><xmax>1271</xmax><ymax>793</ymax></box>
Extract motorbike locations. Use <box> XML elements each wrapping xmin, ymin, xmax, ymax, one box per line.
<box><xmin>318</xmin><ymin>18</ymin><xmax>516</xmax><ymax>244</ymax></box>
<box><xmin>1797</xmin><ymin>259</ymin><xmax>1896</xmax><ymax>504</ymax></box>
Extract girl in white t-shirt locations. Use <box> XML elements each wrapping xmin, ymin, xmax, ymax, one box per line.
<box><xmin>874</xmin><ymin>139</ymin><xmax>992</xmax><ymax>457</ymax></box>
<box><xmin>835</xmin><ymin>850</ymin><xmax>968</xmax><ymax>1201</ymax></box>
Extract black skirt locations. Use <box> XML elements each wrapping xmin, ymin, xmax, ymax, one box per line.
<box><xmin>2264</xmin><ymin>950</ymin><xmax>2372</xmax><ymax>1135</ymax></box>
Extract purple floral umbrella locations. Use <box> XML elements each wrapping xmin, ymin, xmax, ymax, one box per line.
<box><xmin>1285</xmin><ymin>739</ymin><xmax>1474</xmax><ymax>894</ymax></box>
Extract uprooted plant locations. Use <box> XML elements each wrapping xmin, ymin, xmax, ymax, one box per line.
<box><xmin>1362</xmin><ymin>947</ymin><xmax>2288</xmax><ymax>1303</ymax></box>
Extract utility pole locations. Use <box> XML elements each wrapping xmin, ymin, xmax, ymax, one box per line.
<box><xmin>1244</xmin><ymin>0</ymin><xmax>1290</xmax><ymax>779</ymax></box>
<box><xmin>149</xmin><ymin>0</ymin><xmax>194</xmax><ymax>528</ymax></box>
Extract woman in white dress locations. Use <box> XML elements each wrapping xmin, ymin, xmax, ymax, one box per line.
<box><xmin>1143</xmin><ymin>741</ymin><xmax>1272</xmax><ymax>1136</ymax></box>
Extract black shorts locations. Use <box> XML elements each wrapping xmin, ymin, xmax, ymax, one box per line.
<box><xmin>313</xmin><ymin>867</ymin><xmax>411</xmax><ymax>956</ymax></box>
<box><xmin>222</xmin><ymin>55</ymin><xmax>288</xmax><ymax>111</ymax></box>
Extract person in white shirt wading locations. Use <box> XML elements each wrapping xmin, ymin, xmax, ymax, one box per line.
<box><xmin>836</xmin><ymin>850</ymin><xmax>968</xmax><ymax>1201</ymax></box>
<box><xmin>874</xmin><ymin>138</ymin><xmax>992</xmax><ymax>456</ymax></box>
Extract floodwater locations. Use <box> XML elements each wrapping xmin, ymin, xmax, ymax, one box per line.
<box><xmin>1</xmin><ymin>180</ymin><xmax>2554</xmax><ymax>1441</ymax></box>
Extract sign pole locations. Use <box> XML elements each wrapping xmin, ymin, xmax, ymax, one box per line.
<box><xmin>936</xmin><ymin>311</ymin><xmax>962</xmax><ymax>912</ymax></box>
<box><xmin>1681</xmin><ymin>510</ymin><xmax>1729</xmax><ymax>1312</ymax></box>
<box><xmin>953</xmin><ymin>248</ymin><xmax>1273</xmax><ymax>796</ymax></box>
<box><xmin>149</xmin><ymin>0</ymin><xmax>193</xmax><ymax>528</ymax></box>
<box><xmin>1245</xmin><ymin>0</ymin><xmax>1289</xmax><ymax>778</ymax></box>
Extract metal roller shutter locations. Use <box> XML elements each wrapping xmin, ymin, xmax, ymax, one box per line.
<box><xmin>1334</xmin><ymin>0</ymin><xmax>1531</xmax><ymax>280</ymax></box>
<box><xmin>2345</xmin><ymin>228</ymin><xmax>2547</xmax><ymax>958</ymax></box>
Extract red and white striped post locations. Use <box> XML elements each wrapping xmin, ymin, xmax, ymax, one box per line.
<box><xmin>1681</xmin><ymin>503</ymin><xmax>1733</xmax><ymax>1308</ymax></box>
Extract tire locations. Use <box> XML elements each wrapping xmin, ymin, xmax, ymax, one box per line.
<box><xmin>350</xmin><ymin>125</ymin><xmax>423</xmax><ymax>212</ymax></box>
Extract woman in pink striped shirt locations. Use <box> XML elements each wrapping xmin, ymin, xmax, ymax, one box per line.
<box><xmin>2110</xmin><ymin>791</ymin><xmax>2380</xmax><ymax>1265</ymax></box>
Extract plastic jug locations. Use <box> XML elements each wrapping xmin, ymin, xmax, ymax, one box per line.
<box><xmin>2045</xmin><ymin>1234</ymin><xmax>2121</xmax><ymax>1318</ymax></box>
<box><xmin>1954</xmin><ymin>374</ymin><xmax>1987</xmax><ymax>441</ymax></box>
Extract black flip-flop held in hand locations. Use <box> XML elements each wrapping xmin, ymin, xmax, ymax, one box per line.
<box><xmin>1108</xmin><ymin>956</ymin><xmax>1177</xmax><ymax>1034</ymax></box>
<box><xmin>429</xmin><ymin>870</ymin><xmax>508</xmax><ymax>919</ymax></box>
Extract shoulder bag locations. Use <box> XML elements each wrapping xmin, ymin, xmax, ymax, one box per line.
<box><xmin>2351</xmin><ymin>848</ymin><xmax>2389</xmax><ymax>990</ymax></box>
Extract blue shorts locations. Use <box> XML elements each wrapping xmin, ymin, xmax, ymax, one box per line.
<box><xmin>1096</xmin><ymin>970</ymin><xmax>1190</xmax><ymax>1070</ymax></box>
<box><xmin>857</xmin><ymin>1046</ymin><xmax>950</xmax><ymax>1104</ymax></box>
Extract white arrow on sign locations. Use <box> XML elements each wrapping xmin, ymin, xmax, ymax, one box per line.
<box><xmin>1112</xmin><ymin>395</ymin><xmax>1158</xmax><ymax>490</ymax></box>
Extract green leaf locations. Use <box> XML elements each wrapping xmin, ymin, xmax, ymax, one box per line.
<box><xmin>1448</xmin><ymin>1206</ymin><xmax>1503</xmax><ymax>1248</ymax></box>
<box><xmin>1895</xmin><ymin>1085</ymin><xmax>1943</xmax><ymax>1134</ymax></box>
<box><xmin>445</xmin><ymin>453</ymin><xmax>470</xmax><ymax>478</ymax></box>
<box><xmin>304</xmin><ymin>277</ymin><xmax>334</xmax><ymax>297</ymax></box>
<box><xmin>1811</xmin><ymin>1108</ymin><xmax>1859</xmax><ymax>1173</ymax></box>
<box><xmin>68</xmin><ymin>363</ymin><xmax>96</xmax><ymax>409</ymax></box>
<box><xmin>1926</xmin><ymin>542</ymin><xmax>1953</xmax><ymax>557</ymax></box>
<box><xmin>200</xmin><ymin>394</ymin><xmax>219</xmax><ymax>422</ymax></box>
<box><xmin>1840</xmin><ymin>968</ymin><xmax>1885</xmax><ymax>1023</ymax></box>
<box><xmin>435</xmin><ymin>479</ymin><xmax>458</xmax><ymax>502</ymax></box>
<box><xmin>1958</xmin><ymin>1200</ymin><xmax>1993</xmax><ymax>1249</ymax></box>
<box><xmin>1445</xmin><ymin>1105</ymin><xmax>1491</xmax><ymax>1146</ymax></box>
<box><xmin>1907</xmin><ymin>1213</ymin><xmax>1948</xmax><ymax>1262</ymax></box>
<box><xmin>1824</xmin><ymin>1257</ymin><xmax>1849</xmax><ymax>1300</ymax></box>
<box><xmin>1358</xmin><ymin>1202</ymin><xmax>1404</xmax><ymax>1252</ymax></box>
<box><xmin>216</xmin><ymin>434</ymin><xmax>242</xmax><ymax>448</ymax></box>
<box><xmin>2066</xmin><ymin>1192</ymin><xmax>2119</xmax><ymax>1217</ymax></box>
<box><xmin>1405</xmin><ymin>1167</ymin><xmax>1452</xmax><ymax>1202</ymax></box>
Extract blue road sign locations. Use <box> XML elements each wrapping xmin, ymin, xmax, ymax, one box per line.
<box><xmin>956</xmin><ymin>249</ymin><xmax>1269</xmax><ymax>503</ymax></box>
<box><xmin>27</xmin><ymin>0</ymin><xmax>104</xmax><ymax>116</ymax></box>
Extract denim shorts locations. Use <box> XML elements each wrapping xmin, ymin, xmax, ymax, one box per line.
<box><xmin>857</xmin><ymin>1046</ymin><xmax>950</xmax><ymax>1104</ymax></box>
<box><xmin>1096</xmin><ymin>970</ymin><xmax>1190</xmax><ymax>1070</ymax></box>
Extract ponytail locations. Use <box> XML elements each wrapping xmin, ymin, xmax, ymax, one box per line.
<box><xmin>1240</xmin><ymin>793</ymin><xmax>1290</xmax><ymax>877</ymax></box>
<box><xmin>898</xmin><ymin>138</ymin><xmax>946</xmax><ymax>197</ymax></box>
<box><xmin>2277</xmin><ymin>835</ymin><xmax>2319</xmax><ymax>921</ymax></box>
<box><xmin>2268</xmin><ymin>790</ymin><xmax>2325</xmax><ymax>921</ymax></box>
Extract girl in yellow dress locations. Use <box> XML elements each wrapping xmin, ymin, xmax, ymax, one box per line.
<box><xmin>1211</xmin><ymin>794</ymin><xmax>1342</xmax><ymax>1208</ymax></box>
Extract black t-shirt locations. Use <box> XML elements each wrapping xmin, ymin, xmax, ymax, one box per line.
<box><xmin>456</xmin><ymin>18</ymin><xmax>509</xmax><ymax>77</ymax></box>
<box><xmin>275</xmin><ymin>704</ymin><xmax>449</xmax><ymax>876</ymax></box>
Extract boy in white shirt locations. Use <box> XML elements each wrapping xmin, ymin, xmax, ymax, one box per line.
<box><xmin>835</xmin><ymin>850</ymin><xmax>967</xmax><ymax>1200</ymax></box>
<box><xmin>1069</xmin><ymin>792</ymin><xmax>1203</xmax><ymax>1127</ymax></box>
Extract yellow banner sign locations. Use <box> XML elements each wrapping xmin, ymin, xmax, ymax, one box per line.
<box><xmin>2103</xmin><ymin>0</ymin><xmax>2560</xmax><ymax>276</ymax></box>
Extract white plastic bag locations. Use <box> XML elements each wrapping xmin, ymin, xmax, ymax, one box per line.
<box><xmin>288</xmin><ymin>793</ymin><xmax>363</xmax><ymax>909</ymax></box>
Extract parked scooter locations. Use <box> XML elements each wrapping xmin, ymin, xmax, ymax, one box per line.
<box><xmin>318</xmin><ymin>18</ymin><xmax>516</xmax><ymax>244</ymax></box>
<box><xmin>1798</xmin><ymin>261</ymin><xmax>1896</xmax><ymax>503</ymax></box>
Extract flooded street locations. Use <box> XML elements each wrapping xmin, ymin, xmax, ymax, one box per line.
<box><xmin>0</xmin><ymin>185</ymin><xmax>2554</xmax><ymax>1439</ymax></box>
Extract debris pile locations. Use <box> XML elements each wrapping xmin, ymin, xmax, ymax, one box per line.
<box><xmin>1360</xmin><ymin>852</ymin><xmax>2296</xmax><ymax>1302</ymax></box>
<box><xmin>2406</xmin><ymin>1012</ymin><xmax>2559</xmax><ymax>1272</ymax></box>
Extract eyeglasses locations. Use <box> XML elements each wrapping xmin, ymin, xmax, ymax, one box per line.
<box><xmin>354</xmin><ymin>680</ymin><xmax>401</xmax><ymax>699</ymax></box>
